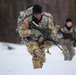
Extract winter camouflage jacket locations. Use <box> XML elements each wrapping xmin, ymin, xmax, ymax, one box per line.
<box><xmin>57</xmin><ymin>25</ymin><xmax>76</xmax><ymax>45</ymax></box>
<box><xmin>18</xmin><ymin>14</ymin><xmax>56</xmax><ymax>42</ymax></box>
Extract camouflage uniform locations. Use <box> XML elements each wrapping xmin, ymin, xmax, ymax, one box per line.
<box><xmin>17</xmin><ymin>4</ymin><xmax>56</xmax><ymax>68</ymax></box>
<box><xmin>19</xmin><ymin>14</ymin><xmax>56</xmax><ymax>61</ymax></box>
<box><xmin>57</xmin><ymin>25</ymin><xmax>76</xmax><ymax>60</ymax></box>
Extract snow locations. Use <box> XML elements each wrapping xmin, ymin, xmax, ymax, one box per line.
<box><xmin>0</xmin><ymin>42</ymin><xmax>76</xmax><ymax>75</ymax></box>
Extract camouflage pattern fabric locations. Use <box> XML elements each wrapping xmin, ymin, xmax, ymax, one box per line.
<box><xmin>18</xmin><ymin>11</ymin><xmax>56</xmax><ymax>64</ymax></box>
<box><xmin>57</xmin><ymin>25</ymin><xmax>76</xmax><ymax>60</ymax></box>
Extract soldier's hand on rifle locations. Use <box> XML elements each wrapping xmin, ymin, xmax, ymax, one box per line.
<box><xmin>38</xmin><ymin>35</ymin><xmax>44</xmax><ymax>44</ymax></box>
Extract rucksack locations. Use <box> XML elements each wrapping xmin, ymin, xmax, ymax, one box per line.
<box><xmin>16</xmin><ymin>7</ymin><xmax>33</xmax><ymax>32</ymax></box>
<box><xmin>16</xmin><ymin>7</ymin><xmax>53</xmax><ymax>32</ymax></box>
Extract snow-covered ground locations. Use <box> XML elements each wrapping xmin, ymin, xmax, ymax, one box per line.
<box><xmin>0</xmin><ymin>42</ymin><xmax>76</xmax><ymax>75</ymax></box>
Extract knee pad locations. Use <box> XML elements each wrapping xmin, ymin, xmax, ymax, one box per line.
<box><xmin>33</xmin><ymin>50</ymin><xmax>41</xmax><ymax>57</ymax></box>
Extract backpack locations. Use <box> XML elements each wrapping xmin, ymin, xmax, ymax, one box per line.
<box><xmin>16</xmin><ymin>7</ymin><xmax>33</xmax><ymax>32</ymax></box>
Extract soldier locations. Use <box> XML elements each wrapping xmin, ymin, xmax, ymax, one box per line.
<box><xmin>18</xmin><ymin>4</ymin><xmax>56</xmax><ymax>68</ymax></box>
<box><xmin>57</xmin><ymin>18</ymin><xmax>76</xmax><ymax>61</ymax></box>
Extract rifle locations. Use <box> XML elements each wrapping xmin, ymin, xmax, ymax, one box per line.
<box><xmin>29</xmin><ymin>21</ymin><xmax>64</xmax><ymax>52</ymax></box>
<box><xmin>60</xmin><ymin>30</ymin><xmax>76</xmax><ymax>42</ymax></box>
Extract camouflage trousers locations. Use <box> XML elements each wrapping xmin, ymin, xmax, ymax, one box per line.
<box><xmin>62</xmin><ymin>44</ymin><xmax>75</xmax><ymax>61</ymax></box>
<box><xmin>25</xmin><ymin>40</ymin><xmax>53</xmax><ymax>63</ymax></box>
<box><xmin>59</xmin><ymin>39</ymin><xmax>75</xmax><ymax>60</ymax></box>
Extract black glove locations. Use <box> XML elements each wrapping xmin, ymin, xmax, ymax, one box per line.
<box><xmin>38</xmin><ymin>35</ymin><xmax>44</xmax><ymax>44</ymax></box>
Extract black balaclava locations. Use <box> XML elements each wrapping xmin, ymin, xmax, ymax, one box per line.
<box><xmin>32</xmin><ymin>15</ymin><xmax>42</xmax><ymax>24</ymax></box>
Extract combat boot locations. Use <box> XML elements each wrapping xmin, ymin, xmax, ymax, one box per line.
<box><xmin>32</xmin><ymin>57</ymin><xmax>41</xmax><ymax>68</ymax></box>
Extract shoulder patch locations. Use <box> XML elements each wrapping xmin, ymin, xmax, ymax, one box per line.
<box><xmin>24</xmin><ymin>20</ymin><xmax>29</xmax><ymax>27</ymax></box>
